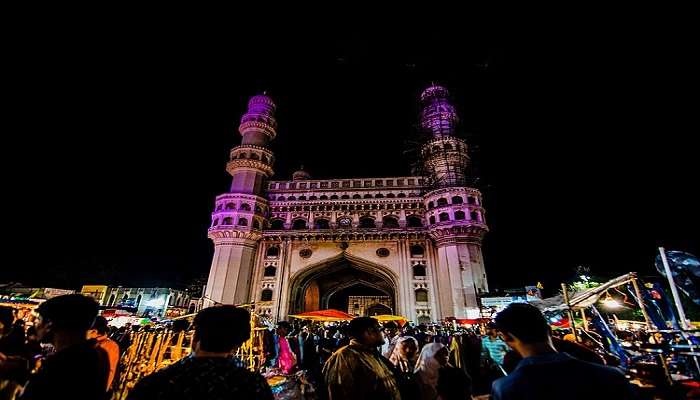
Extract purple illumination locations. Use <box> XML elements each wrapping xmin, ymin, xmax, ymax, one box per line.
<box><xmin>420</xmin><ymin>84</ymin><xmax>459</xmax><ymax>136</ymax></box>
<box><xmin>226</xmin><ymin>94</ymin><xmax>278</xmax><ymax>194</ymax></box>
<box><xmin>240</xmin><ymin>94</ymin><xmax>277</xmax><ymax>129</ymax></box>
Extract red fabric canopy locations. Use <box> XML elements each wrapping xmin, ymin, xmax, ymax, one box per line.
<box><xmin>551</xmin><ymin>317</ymin><xmax>571</xmax><ymax>329</ymax></box>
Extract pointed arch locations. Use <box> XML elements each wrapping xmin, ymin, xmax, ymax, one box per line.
<box><xmin>292</xmin><ymin>218</ymin><xmax>308</xmax><ymax>230</ymax></box>
<box><xmin>288</xmin><ymin>252</ymin><xmax>399</xmax><ymax>315</ymax></box>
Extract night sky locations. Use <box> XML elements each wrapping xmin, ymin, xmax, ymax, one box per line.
<box><xmin>5</xmin><ymin>13</ymin><xmax>698</xmax><ymax>296</ymax></box>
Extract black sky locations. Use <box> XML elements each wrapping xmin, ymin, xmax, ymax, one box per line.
<box><xmin>5</xmin><ymin>11</ymin><xmax>698</xmax><ymax>295</ymax></box>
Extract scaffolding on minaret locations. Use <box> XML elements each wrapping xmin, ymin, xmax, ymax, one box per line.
<box><xmin>405</xmin><ymin>83</ymin><xmax>475</xmax><ymax>190</ymax></box>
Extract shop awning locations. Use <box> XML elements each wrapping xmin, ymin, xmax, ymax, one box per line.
<box><xmin>288</xmin><ymin>309</ymin><xmax>355</xmax><ymax>321</ymax></box>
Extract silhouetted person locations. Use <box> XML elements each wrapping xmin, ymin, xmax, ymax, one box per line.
<box><xmin>323</xmin><ymin>317</ymin><xmax>400</xmax><ymax>400</ymax></box>
<box><xmin>3</xmin><ymin>320</ymin><xmax>26</xmax><ymax>358</ymax></box>
<box><xmin>24</xmin><ymin>327</ymin><xmax>42</xmax><ymax>360</ymax></box>
<box><xmin>437</xmin><ymin>366</ymin><xmax>472</xmax><ymax>400</ymax></box>
<box><xmin>88</xmin><ymin>316</ymin><xmax>120</xmax><ymax>392</ymax></box>
<box><xmin>127</xmin><ymin>305</ymin><xmax>273</xmax><ymax>400</ymax></box>
<box><xmin>271</xmin><ymin>321</ymin><xmax>298</xmax><ymax>373</ymax></box>
<box><xmin>502</xmin><ymin>335</ymin><xmax>606</xmax><ymax>374</ymax></box>
<box><xmin>19</xmin><ymin>294</ymin><xmax>109</xmax><ymax>400</ymax></box>
<box><xmin>1</xmin><ymin>306</ymin><xmax>30</xmax><ymax>399</ymax></box>
<box><xmin>381</xmin><ymin>322</ymin><xmax>400</xmax><ymax>358</ymax></box>
<box><xmin>415</xmin><ymin>343</ymin><xmax>452</xmax><ymax>400</ymax></box>
<box><xmin>317</xmin><ymin>329</ymin><xmax>336</xmax><ymax>365</ymax></box>
<box><xmin>112</xmin><ymin>326</ymin><xmax>132</xmax><ymax>355</ymax></box>
<box><xmin>0</xmin><ymin>307</ymin><xmax>13</xmax><ymax>339</ymax></box>
<box><xmin>491</xmin><ymin>303</ymin><xmax>636</xmax><ymax>400</ymax></box>
<box><xmin>0</xmin><ymin>310</ymin><xmax>25</xmax><ymax>357</ymax></box>
<box><xmin>482</xmin><ymin>322</ymin><xmax>508</xmax><ymax>367</ymax></box>
<box><xmin>389</xmin><ymin>336</ymin><xmax>420</xmax><ymax>400</ymax></box>
<box><xmin>299</xmin><ymin>325</ymin><xmax>319</xmax><ymax>371</ymax></box>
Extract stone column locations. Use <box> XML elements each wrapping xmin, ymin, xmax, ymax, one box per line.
<box><xmin>275</xmin><ymin>239</ymin><xmax>293</xmax><ymax>322</ymax></box>
<box><xmin>204</xmin><ymin>231</ymin><xmax>261</xmax><ymax>306</ymax></box>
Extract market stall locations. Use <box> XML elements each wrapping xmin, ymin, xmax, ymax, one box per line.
<box><xmin>530</xmin><ymin>269</ymin><xmax>700</xmax><ymax>395</ymax></box>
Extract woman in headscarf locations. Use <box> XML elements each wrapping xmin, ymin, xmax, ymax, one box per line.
<box><xmin>414</xmin><ymin>342</ymin><xmax>448</xmax><ymax>400</ymax></box>
<box><xmin>389</xmin><ymin>336</ymin><xmax>420</xmax><ymax>400</ymax></box>
<box><xmin>389</xmin><ymin>336</ymin><xmax>419</xmax><ymax>373</ymax></box>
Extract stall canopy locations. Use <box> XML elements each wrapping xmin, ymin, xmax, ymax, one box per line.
<box><xmin>288</xmin><ymin>309</ymin><xmax>355</xmax><ymax>321</ymax></box>
<box><xmin>371</xmin><ymin>314</ymin><xmax>408</xmax><ymax>326</ymax></box>
<box><xmin>530</xmin><ymin>273</ymin><xmax>635</xmax><ymax>312</ymax></box>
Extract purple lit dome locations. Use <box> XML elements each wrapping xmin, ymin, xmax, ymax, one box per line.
<box><xmin>248</xmin><ymin>93</ymin><xmax>276</xmax><ymax>110</ymax></box>
<box><xmin>420</xmin><ymin>84</ymin><xmax>450</xmax><ymax>102</ymax></box>
<box><xmin>292</xmin><ymin>166</ymin><xmax>311</xmax><ymax>181</ymax></box>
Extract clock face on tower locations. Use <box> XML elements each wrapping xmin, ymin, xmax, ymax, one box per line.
<box><xmin>338</xmin><ymin>217</ymin><xmax>352</xmax><ymax>228</ymax></box>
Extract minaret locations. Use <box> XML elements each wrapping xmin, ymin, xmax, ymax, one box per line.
<box><xmin>419</xmin><ymin>84</ymin><xmax>469</xmax><ymax>187</ymax></box>
<box><xmin>420</xmin><ymin>84</ymin><xmax>489</xmax><ymax>319</ymax></box>
<box><xmin>204</xmin><ymin>94</ymin><xmax>277</xmax><ymax>306</ymax></box>
<box><xmin>228</xmin><ymin>94</ymin><xmax>277</xmax><ymax>194</ymax></box>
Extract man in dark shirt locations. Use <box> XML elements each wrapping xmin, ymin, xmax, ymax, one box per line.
<box><xmin>322</xmin><ymin>317</ymin><xmax>401</xmax><ymax>400</ymax></box>
<box><xmin>127</xmin><ymin>305</ymin><xmax>273</xmax><ymax>400</ymax></box>
<box><xmin>491</xmin><ymin>303</ymin><xmax>637</xmax><ymax>400</ymax></box>
<box><xmin>19</xmin><ymin>294</ymin><xmax>109</xmax><ymax>400</ymax></box>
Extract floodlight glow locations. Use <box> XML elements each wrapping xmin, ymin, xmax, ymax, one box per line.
<box><xmin>601</xmin><ymin>293</ymin><xmax>622</xmax><ymax>309</ymax></box>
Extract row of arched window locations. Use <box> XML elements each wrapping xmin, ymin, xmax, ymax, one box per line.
<box><xmin>212</xmin><ymin>217</ymin><xmax>262</xmax><ymax>229</ymax></box>
<box><xmin>241</xmin><ymin>114</ymin><xmax>275</xmax><ymax>126</ymax></box>
<box><xmin>273</xmin><ymin>192</ymin><xmax>417</xmax><ymax>201</ymax></box>
<box><xmin>216</xmin><ymin>202</ymin><xmax>265</xmax><ymax>214</ymax></box>
<box><xmin>269</xmin><ymin>215</ymin><xmax>424</xmax><ymax>230</ymax></box>
<box><xmin>272</xmin><ymin>203</ymin><xmax>420</xmax><ymax>212</ymax></box>
<box><xmin>427</xmin><ymin>195</ymin><xmax>477</xmax><ymax>209</ymax></box>
<box><xmin>230</xmin><ymin>152</ymin><xmax>270</xmax><ymax>163</ymax></box>
<box><xmin>427</xmin><ymin>142</ymin><xmax>462</xmax><ymax>154</ymax></box>
<box><xmin>428</xmin><ymin>210</ymin><xmax>481</xmax><ymax>224</ymax></box>
<box><xmin>214</xmin><ymin>212</ymin><xmax>479</xmax><ymax>229</ymax></box>
<box><xmin>263</xmin><ymin>244</ymin><xmax>425</xmax><ymax>258</ymax></box>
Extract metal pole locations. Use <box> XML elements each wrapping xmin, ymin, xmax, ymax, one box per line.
<box><xmin>630</xmin><ymin>272</ymin><xmax>654</xmax><ymax>331</ymax></box>
<box><xmin>561</xmin><ymin>283</ymin><xmax>579</xmax><ymax>342</ymax></box>
<box><xmin>580</xmin><ymin>308</ymin><xmax>589</xmax><ymax>331</ymax></box>
<box><xmin>659</xmin><ymin>247</ymin><xmax>689</xmax><ymax>330</ymax></box>
<box><xmin>659</xmin><ymin>249</ymin><xmax>700</xmax><ymax>375</ymax></box>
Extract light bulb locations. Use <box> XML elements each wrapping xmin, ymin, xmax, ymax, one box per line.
<box><xmin>601</xmin><ymin>293</ymin><xmax>621</xmax><ymax>309</ymax></box>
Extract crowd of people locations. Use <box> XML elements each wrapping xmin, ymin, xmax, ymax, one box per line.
<box><xmin>0</xmin><ymin>295</ymin><xmax>119</xmax><ymax>399</ymax></box>
<box><xmin>0</xmin><ymin>294</ymin><xmax>641</xmax><ymax>399</ymax></box>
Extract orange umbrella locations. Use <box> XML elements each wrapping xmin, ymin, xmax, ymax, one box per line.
<box><xmin>288</xmin><ymin>309</ymin><xmax>355</xmax><ymax>321</ymax></box>
<box><xmin>371</xmin><ymin>314</ymin><xmax>407</xmax><ymax>322</ymax></box>
<box><xmin>372</xmin><ymin>314</ymin><xmax>408</xmax><ymax>326</ymax></box>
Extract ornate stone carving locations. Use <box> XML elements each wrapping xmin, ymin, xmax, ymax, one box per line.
<box><xmin>226</xmin><ymin>159</ymin><xmax>274</xmax><ymax>177</ymax></box>
<box><xmin>376</xmin><ymin>248</ymin><xmax>390</xmax><ymax>257</ymax></box>
<box><xmin>299</xmin><ymin>248</ymin><xmax>313</xmax><ymax>258</ymax></box>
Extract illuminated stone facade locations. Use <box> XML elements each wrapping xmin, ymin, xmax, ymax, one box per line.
<box><xmin>205</xmin><ymin>85</ymin><xmax>489</xmax><ymax>321</ymax></box>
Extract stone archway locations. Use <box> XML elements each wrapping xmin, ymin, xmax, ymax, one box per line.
<box><xmin>288</xmin><ymin>253</ymin><xmax>398</xmax><ymax>316</ymax></box>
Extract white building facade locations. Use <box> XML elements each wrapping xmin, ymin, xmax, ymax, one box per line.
<box><xmin>205</xmin><ymin>85</ymin><xmax>489</xmax><ymax>322</ymax></box>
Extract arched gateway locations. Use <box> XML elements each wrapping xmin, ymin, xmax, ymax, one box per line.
<box><xmin>288</xmin><ymin>253</ymin><xmax>397</xmax><ymax>317</ymax></box>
